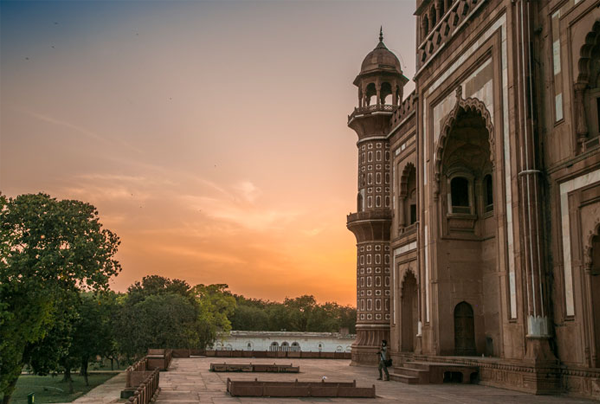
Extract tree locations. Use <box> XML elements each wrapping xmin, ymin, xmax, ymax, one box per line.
<box><xmin>116</xmin><ymin>293</ymin><xmax>201</xmax><ymax>357</ymax></box>
<box><xmin>126</xmin><ymin>275</ymin><xmax>194</xmax><ymax>306</ymax></box>
<box><xmin>284</xmin><ymin>295</ymin><xmax>317</xmax><ymax>332</ymax></box>
<box><xmin>0</xmin><ymin>193</ymin><xmax>121</xmax><ymax>404</ymax></box>
<box><xmin>192</xmin><ymin>284</ymin><xmax>236</xmax><ymax>348</ymax></box>
<box><xmin>230</xmin><ymin>305</ymin><xmax>269</xmax><ymax>331</ymax></box>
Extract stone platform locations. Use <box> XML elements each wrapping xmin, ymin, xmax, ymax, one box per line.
<box><xmin>155</xmin><ymin>357</ymin><xmax>596</xmax><ymax>403</ymax></box>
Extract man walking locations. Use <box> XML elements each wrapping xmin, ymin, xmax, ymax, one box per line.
<box><xmin>377</xmin><ymin>339</ymin><xmax>390</xmax><ymax>381</ymax></box>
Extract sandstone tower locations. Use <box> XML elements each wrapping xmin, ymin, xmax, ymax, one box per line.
<box><xmin>346</xmin><ymin>29</ymin><xmax>408</xmax><ymax>366</ymax></box>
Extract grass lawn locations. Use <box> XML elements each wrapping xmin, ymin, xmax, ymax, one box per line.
<box><xmin>6</xmin><ymin>373</ymin><xmax>117</xmax><ymax>404</ymax></box>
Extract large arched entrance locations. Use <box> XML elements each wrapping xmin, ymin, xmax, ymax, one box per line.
<box><xmin>434</xmin><ymin>90</ymin><xmax>500</xmax><ymax>357</ymax></box>
<box><xmin>454</xmin><ymin>302</ymin><xmax>476</xmax><ymax>356</ymax></box>
<box><xmin>401</xmin><ymin>271</ymin><xmax>418</xmax><ymax>352</ymax></box>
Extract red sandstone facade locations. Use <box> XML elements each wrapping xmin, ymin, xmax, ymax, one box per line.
<box><xmin>346</xmin><ymin>0</ymin><xmax>600</xmax><ymax>399</ymax></box>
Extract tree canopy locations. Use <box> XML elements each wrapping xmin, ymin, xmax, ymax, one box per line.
<box><xmin>0</xmin><ymin>193</ymin><xmax>121</xmax><ymax>403</ymax></box>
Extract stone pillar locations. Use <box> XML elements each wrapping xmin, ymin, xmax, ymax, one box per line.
<box><xmin>435</xmin><ymin>1</ymin><xmax>441</xmax><ymax>24</ymax></box>
<box><xmin>515</xmin><ymin>0</ymin><xmax>557</xmax><ymax>370</ymax></box>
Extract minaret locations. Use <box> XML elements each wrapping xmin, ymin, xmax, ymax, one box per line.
<box><xmin>347</xmin><ymin>28</ymin><xmax>408</xmax><ymax>366</ymax></box>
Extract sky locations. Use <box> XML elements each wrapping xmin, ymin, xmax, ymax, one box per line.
<box><xmin>0</xmin><ymin>0</ymin><xmax>416</xmax><ymax>306</ymax></box>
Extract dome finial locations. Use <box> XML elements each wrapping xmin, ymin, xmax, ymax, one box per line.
<box><xmin>379</xmin><ymin>26</ymin><xmax>383</xmax><ymax>42</ymax></box>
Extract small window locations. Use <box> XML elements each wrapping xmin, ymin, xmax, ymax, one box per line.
<box><xmin>451</xmin><ymin>177</ymin><xmax>470</xmax><ymax>213</ymax></box>
<box><xmin>484</xmin><ymin>174</ymin><xmax>493</xmax><ymax>212</ymax></box>
<box><xmin>410</xmin><ymin>204</ymin><xmax>417</xmax><ymax>224</ymax></box>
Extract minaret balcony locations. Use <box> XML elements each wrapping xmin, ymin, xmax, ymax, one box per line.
<box><xmin>346</xmin><ymin>209</ymin><xmax>392</xmax><ymax>242</ymax></box>
<box><xmin>348</xmin><ymin>104</ymin><xmax>397</xmax><ymax>124</ymax></box>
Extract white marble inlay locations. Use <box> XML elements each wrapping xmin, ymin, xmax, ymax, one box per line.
<box><xmin>553</xmin><ymin>39</ymin><xmax>561</xmax><ymax>76</ymax></box>
<box><xmin>394</xmin><ymin>241</ymin><xmax>417</xmax><ymax>256</ymax></box>
<box><xmin>424</xmin><ymin>224</ymin><xmax>430</xmax><ymax>323</ymax></box>
<box><xmin>527</xmin><ymin>315</ymin><xmax>550</xmax><ymax>337</ymax></box>
<box><xmin>556</xmin><ymin>93</ymin><xmax>563</xmax><ymax>121</ymax></box>
<box><xmin>560</xmin><ymin>168</ymin><xmax>600</xmax><ymax>317</ymax></box>
<box><xmin>433</xmin><ymin>93</ymin><xmax>456</xmax><ymax>143</ymax></box>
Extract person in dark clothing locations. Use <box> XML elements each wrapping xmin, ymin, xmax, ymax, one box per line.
<box><xmin>377</xmin><ymin>339</ymin><xmax>390</xmax><ymax>381</ymax></box>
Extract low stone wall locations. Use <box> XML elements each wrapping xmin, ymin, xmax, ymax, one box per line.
<box><xmin>226</xmin><ymin>379</ymin><xmax>375</xmax><ymax>398</ymax></box>
<box><xmin>210</xmin><ymin>363</ymin><xmax>299</xmax><ymax>373</ymax></box>
<box><xmin>195</xmin><ymin>350</ymin><xmax>351</xmax><ymax>359</ymax></box>
<box><xmin>146</xmin><ymin>349</ymin><xmax>173</xmax><ymax>370</ymax></box>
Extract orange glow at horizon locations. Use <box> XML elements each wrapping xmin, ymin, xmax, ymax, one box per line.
<box><xmin>0</xmin><ymin>1</ymin><xmax>415</xmax><ymax>306</ymax></box>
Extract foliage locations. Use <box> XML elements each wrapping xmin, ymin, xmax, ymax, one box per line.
<box><xmin>192</xmin><ymin>284</ymin><xmax>236</xmax><ymax>348</ymax></box>
<box><xmin>0</xmin><ymin>193</ymin><xmax>121</xmax><ymax>403</ymax></box>
<box><xmin>230</xmin><ymin>294</ymin><xmax>356</xmax><ymax>334</ymax></box>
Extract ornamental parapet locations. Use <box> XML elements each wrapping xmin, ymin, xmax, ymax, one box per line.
<box><xmin>347</xmin><ymin>209</ymin><xmax>392</xmax><ymax>223</ymax></box>
<box><xmin>348</xmin><ymin>104</ymin><xmax>397</xmax><ymax>123</ymax></box>
<box><xmin>389</xmin><ymin>91</ymin><xmax>417</xmax><ymax>130</ymax></box>
<box><xmin>416</xmin><ymin>0</ymin><xmax>486</xmax><ymax>72</ymax></box>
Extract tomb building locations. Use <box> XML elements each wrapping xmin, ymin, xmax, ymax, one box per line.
<box><xmin>346</xmin><ymin>0</ymin><xmax>600</xmax><ymax>398</ymax></box>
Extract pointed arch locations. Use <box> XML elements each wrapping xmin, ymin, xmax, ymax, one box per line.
<box><xmin>399</xmin><ymin>265</ymin><xmax>419</xmax><ymax>298</ymax></box>
<box><xmin>399</xmin><ymin>162</ymin><xmax>416</xmax><ymax>198</ymax></box>
<box><xmin>574</xmin><ymin>21</ymin><xmax>600</xmax><ymax>145</ymax></box>
<box><xmin>434</xmin><ymin>87</ymin><xmax>495</xmax><ymax>199</ymax></box>
<box><xmin>576</xmin><ymin>20</ymin><xmax>600</xmax><ymax>85</ymax></box>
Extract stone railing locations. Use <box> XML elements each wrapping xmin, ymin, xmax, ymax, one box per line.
<box><xmin>347</xmin><ymin>209</ymin><xmax>392</xmax><ymax>223</ymax></box>
<box><xmin>389</xmin><ymin>91</ymin><xmax>417</xmax><ymax>130</ymax></box>
<box><xmin>348</xmin><ymin>104</ymin><xmax>397</xmax><ymax>123</ymax></box>
<box><xmin>398</xmin><ymin>222</ymin><xmax>418</xmax><ymax>236</ymax></box>
<box><xmin>125</xmin><ymin>358</ymin><xmax>151</xmax><ymax>389</ymax></box>
<box><xmin>123</xmin><ymin>349</ymin><xmax>172</xmax><ymax>400</ymax></box>
<box><xmin>128</xmin><ymin>368</ymin><xmax>160</xmax><ymax>404</ymax></box>
<box><xmin>417</xmin><ymin>0</ymin><xmax>486</xmax><ymax>70</ymax></box>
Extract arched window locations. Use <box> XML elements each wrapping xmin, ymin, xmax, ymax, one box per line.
<box><xmin>246</xmin><ymin>342</ymin><xmax>253</xmax><ymax>351</ymax></box>
<box><xmin>430</xmin><ymin>6</ymin><xmax>437</xmax><ymax>27</ymax></box>
<box><xmin>318</xmin><ymin>343</ymin><xmax>323</xmax><ymax>352</ymax></box>
<box><xmin>365</xmin><ymin>82</ymin><xmax>377</xmax><ymax>106</ymax></box>
<box><xmin>483</xmin><ymin>174</ymin><xmax>493</xmax><ymax>213</ymax></box>
<box><xmin>291</xmin><ymin>342</ymin><xmax>300</xmax><ymax>352</ymax></box>
<box><xmin>269</xmin><ymin>342</ymin><xmax>279</xmax><ymax>352</ymax></box>
<box><xmin>281</xmin><ymin>341</ymin><xmax>290</xmax><ymax>352</ymax></box>
<box><xmin>451</xmin><ymin>176</ymin><xmax>470</xmax><ymax>213</ymax></box>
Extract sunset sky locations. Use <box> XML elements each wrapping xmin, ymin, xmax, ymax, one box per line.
<box><xmin>0</xmin><ymin>0</ymin><xmax>416</xmax><ymax>305</ymax></box>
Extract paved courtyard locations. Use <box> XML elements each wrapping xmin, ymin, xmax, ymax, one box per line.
<box><xmin>154</xmin><ymin>357</ymin><xmax>595</xmax><ymax>404</ymax></box>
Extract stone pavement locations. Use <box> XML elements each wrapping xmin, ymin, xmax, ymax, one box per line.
<box><xmin>156</xmin><ymin>357</ymin><xmax>596</xmax><ymax>403</ymax></box>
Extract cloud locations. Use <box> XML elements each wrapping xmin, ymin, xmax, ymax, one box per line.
<box><xmin>27</xmin><ymin>110</ymin><xmax>105</xmax><ymax>142</ymax></box>
<box><xmin>23</xmin><ymin>109</ymin><xmax>144</xmax><ymax>154</ymax></box>
<box><xmin>234</xmin><ymin>181</ymin><xmax>260</xmax><ymax>202</ymax></box>
<box><xmin>303</xmin><ymin>227</ymin><xmax>323</xmax><ymax>237</ymax></box>
<box><xmin>156</xmin><ymin>244</ymin><xmax>247</xmax><ymax>266</ymax></box>
<box><xmin>180</xmin><ymin>194</ymin><xmax>299</xmax><ymax>231</ymax></box>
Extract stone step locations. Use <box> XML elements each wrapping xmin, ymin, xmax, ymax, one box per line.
<box><xmin>402</xmin><ymin>362</ymin><xmax>431</xmax><ymax>371</ymax></box>
<box><xmin>389</xmin><ymin>373</ymin><xmax>419</xmax><ymax>384</ymax></box>
<box><xmin>394</xmin><ymin>367</ymin><xmax>429</xmax><ymax>379</ymax></box>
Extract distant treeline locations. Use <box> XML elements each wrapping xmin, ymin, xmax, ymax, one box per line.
<box><xmin>230</xmin><ymin>295</ymin><xmax>356</xmax><ymax>334</ymax></box>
